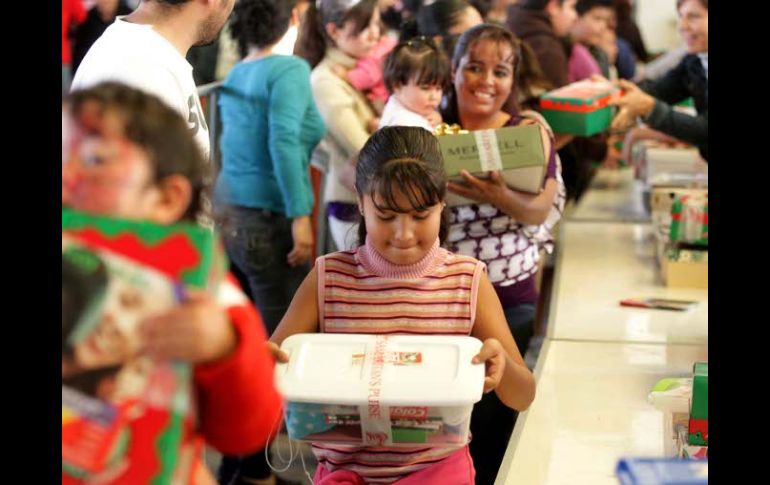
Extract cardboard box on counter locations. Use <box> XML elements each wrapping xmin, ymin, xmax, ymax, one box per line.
<box><xmin>661</xmin><ymin>246</ymin><xmax>708</xmax><ymax>289</ymax></box>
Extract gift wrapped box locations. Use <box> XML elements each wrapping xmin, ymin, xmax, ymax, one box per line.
<box><xmin>62</xmin><ymin>208</ymin><xmax>227</xmax><ymax>291</ymax></box>
<box><xmin>669</xmin><ymin>194</ymin><xmax>708</xmax><ymax>246</ymax></box>
<box><xmin>539</xmin><ymin>80</ymin><xmax>619</xmax><ymax>136</ymax></box>
<box><xmin>688</xmin><ymin>362</ymin><xmax>708</xmax><ymax>446</ymax></box>
<box><xmin>436</xmin><ymin>123</ymin><xmax>547</xmax><ymax>206</ymax></box>
<box><xmin>677</xmin><ymin>425</ymin><xmax>708</xmax><ymax>459</ymax></box>
<box><xmin>61</xmin><ymin>209</ymin><xmax>226</xmax><ymax>484</ymax></box>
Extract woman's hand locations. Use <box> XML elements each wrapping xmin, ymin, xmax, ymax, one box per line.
<box><xmin>447</xmin><ymin>169</ymin><xmax>509</xmax><ymax>206</ymax></box>
<box><xmin>472</xmin><ymin>338</ymin><xmax>507</xmax><ymax>393</ymax></box>
<box><xmin>288</xmin><ymin>215</ymin><xmax>314</xmax><ymax>267</ymax></box>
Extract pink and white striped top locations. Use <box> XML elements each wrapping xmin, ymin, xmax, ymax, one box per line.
<box><xmin>312</xmin><ymin>237</ymin><xmax>485</xmax><ymax>483</ymax></box>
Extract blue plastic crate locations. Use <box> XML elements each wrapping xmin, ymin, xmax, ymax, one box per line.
<box><xmin>616</xmin><ymin>458</ymin><xmax>708</xmax><ymax>484</ymax></box>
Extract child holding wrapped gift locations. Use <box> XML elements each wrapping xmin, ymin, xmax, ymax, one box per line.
<box><xmin>269</xmin><ymin>126</ymin><xmax>536</xmax><ymax>484</ymax></box>
<box><xmin>62</xmin><ymin>82</ymin><xmax>283</xmax><ymax>484</ymax></box>
<box><xmin>378</xmin><ymin>35</ymin><xmax>448</xmax><ymax>131</ymax></box>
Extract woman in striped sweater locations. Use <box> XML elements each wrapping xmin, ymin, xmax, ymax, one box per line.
<box><xmin>269</xmin><ymin>126</ymin><xmax>535</xmax><ymax>484</ymax></box>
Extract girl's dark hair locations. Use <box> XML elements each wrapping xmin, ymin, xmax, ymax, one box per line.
<box><xmin>383</xmin><ymin>36</ymin><xmax>449</xmax><ymax>93</ymax></box>
<box><xmin>442</xmin><ymin>23</ymin><xmax>522</xmax><ymax>124</ymax></box>
<box><xmin>230</xmin><ymin>0</ymin><xmax>297</xmax><ymax>57</ymax></box>
<box><xmin>416</xmin><ymin>0</ymin><xmax>472</xmax><ymax>37</ymax></box>
<box><xmin>296</xmin><ymin>0</ymin><xmax>378</xmax><ymax>68</ymax></box>
<box><xmin>677</xmin><ymin>0</ymin><xmax>707</xmax><ymax>9</ymax></box>
<box><xmin>66</xmin><ymin>82</ymin><xmax>208</xmax><ymax>222</ymax></box>
<box><xmin>355</xmin><ymin>126</ymin><xmax>449</xmax><ymax>245</ymax></box>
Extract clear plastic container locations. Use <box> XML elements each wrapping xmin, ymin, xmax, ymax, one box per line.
<box><xmin>275</xmin><ymin>334</ymin><xmax>485</xmax><ymax>447</ymax></box>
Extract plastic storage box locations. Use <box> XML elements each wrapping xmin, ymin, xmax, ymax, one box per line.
<box><xmin>275</xmin><ymin>334</ymin><xmax>485</xmax><ymax>447</ymax></box>
<box><xmin>616</xmin><ymin>458</ymin><xmax>707</xmax><ymax>484</ymax></box>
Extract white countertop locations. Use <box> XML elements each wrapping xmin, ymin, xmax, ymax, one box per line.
<box><xmin>569</xmin><ymin>169</ymin><xmax>650</xmax><ymax>224</ymax></box>
<box><xmin>547</xmin><ymin>222</ymin><xmax>707</xmax><ymax>345</ymax></box>
<box><xmin>496</xmin><ymin>340</ymin><xmax>707</xmax><ymax>485</ymax></box>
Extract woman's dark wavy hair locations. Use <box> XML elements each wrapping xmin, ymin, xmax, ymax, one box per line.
<box><xmin>295</xmin><ymin>0</ymin><xmax>378</xmax><ymax>68</ymax></box>
<box><xmin>230</xmin><ymin>0</ymin><xmax>297</xmax><ymax>56</ymax></box>
<box><xmin>442</xmin><ymin>23</ymin><xmax>523</xmax><ymax>124</ymax></box>
<box><xmin>355</xmin><ymin>126</ymin><xmax>449</xmax><ymax>245</ymax></box>
<box><xmin>66</xmin><ymin>82</ymin><xmax>208</xmax><ymax>222</ymax></box>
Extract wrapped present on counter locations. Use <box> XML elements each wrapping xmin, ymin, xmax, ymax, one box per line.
<box><xmin>276</xmin><ymin>334</ymin><xmax>485</xmax><ymax>447</ymax></box>
<box><xmin>669</xmin><ymin>194</ymin><xmax>708</xmax><ymax>246</ymax></box>
<box><xmin>661</xmin><ymin>246</ymin><xmax>708</xmax><ymax>289</ymax></box>
<box><xmin>650</xmin><ymin>188</ymin><xmax>707</xmax><ymax>250</ymax></box>
<box><xmin>539</xmin><ymin>80</ymin><xmax>620</xmax><ymax>136</ymax></box>
<box><xmin>61</xmin><ymin>209</ymin><xmax>228</xmax><ymax>484</ymax></box>
<box><xmin>616</xmin><ymin>458</ymin><xmax>707</xmax><ymax>485</ymax></box>
<box><xmin>637</xmin><ymin>141</ymin><xmax>707</xmax><ymax>189</ymax></box>
<box><xmin>688</xmin><ymin>362</ymin><xmax>708</xmax><ymax>446</ymax></box>
<box><xmin>650</xmin><ymin>188</ymin><xmax>708</xmax><ymax>216</ymax></box>
<box><xmin>676</xmin><ymin>425</ymin><xmax>708</xmax><ymax>459</ymax></box>
<box><xmin>435</xmin><ymin>123</ymin><xmax>547</xmax><ymax>206</ymax></box>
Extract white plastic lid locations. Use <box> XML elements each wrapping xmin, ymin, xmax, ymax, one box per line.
<box><xmin>275</xmin><ymin>334</ymin><xmax>485</xmax><ymax>407</ymax></box>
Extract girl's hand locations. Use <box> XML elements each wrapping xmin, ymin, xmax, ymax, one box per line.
<box><xmin>267</xmin><ymin>341</ymin><xmax>290</xmax><ymax>364</ymax></box>
<box><xmin>139</xmin><ymin>289</ymin><xmax>236</xmax><ymax>364</ymax></box>
<box><xmin>288</xmin><ymin>215</ymin><xmax>314</xmax><ymax>267</ymax></box>
<box><xmin>425</xmin><ymin>110</ymin><xmax>443</xmax><ymax>127</ymax></box>
<box><xmin>447</xmin><ymin>169</ymin><xmax>509</xmax><ymax>206</ymax></box>
<box><xmin>472</xmin><ymin>338</ymin><xmax>507</xmax><ymax>393</ymax></box>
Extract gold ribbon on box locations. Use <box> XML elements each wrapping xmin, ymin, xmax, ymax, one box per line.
<box><xmin>434</xmin><ymin>123</ymin><xmax>469</xmax><ymax>136</ymax></box>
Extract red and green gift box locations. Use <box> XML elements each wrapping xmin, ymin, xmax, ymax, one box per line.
<box><xmin>539</xmin><ymin>80</ymin><xmax>620</xmax><ymax>136</ymax></box>
<box><xmin>688</xmin><ymin>362</ymin><xmax>708</xmax><ymax>446</ymax></box>
<box><xmin>669</xmin><ymin>194</ymin><xmax>708</xmax><ymax>246</ymax></box>
<box><xmin>62</xmin><ymin>208</ymin><xmax>227</xmax><ymax>291</ymax></box>
<box><xmin>62</xmin><ymin>209</ymin><xmax>226</xmax><ymax>484</ymax></box>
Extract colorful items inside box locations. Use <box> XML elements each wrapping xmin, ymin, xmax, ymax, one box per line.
<box><xmin>285</xmin><ymin>402</ymin><xmax>471</xmax><ymax>446</ymax></box>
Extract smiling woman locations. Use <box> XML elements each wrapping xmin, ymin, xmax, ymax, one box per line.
<box><xmin>440</xmin><ymin>22</ymin><xmax>566</xmax><ymax>484</ymax></box>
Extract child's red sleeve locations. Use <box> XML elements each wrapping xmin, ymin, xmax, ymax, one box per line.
<box><xmin>192</xmin><ymin>277</ymin><xmax>284</xmax><ymax>455</ymax></box>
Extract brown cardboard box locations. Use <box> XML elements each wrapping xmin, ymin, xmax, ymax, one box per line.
<box><xmin>661</xmin><ymin>247</ymin><xmax>708</xmax><ymax>289</ymax></box>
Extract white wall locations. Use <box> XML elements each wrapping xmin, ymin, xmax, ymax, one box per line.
<box><xmin>635</xmin><ymin>0</ymin><xmax>682</xmax><ymax>53</ymax></box>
